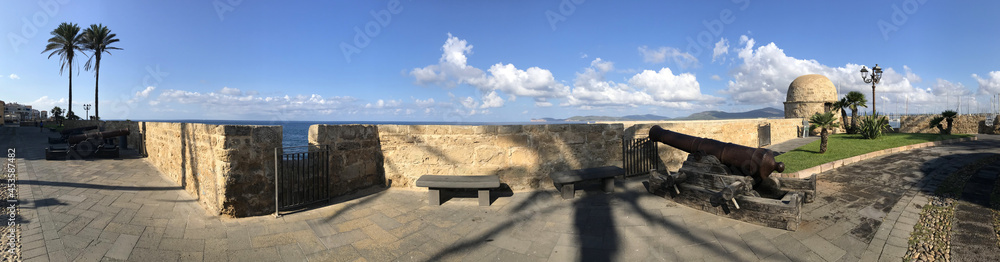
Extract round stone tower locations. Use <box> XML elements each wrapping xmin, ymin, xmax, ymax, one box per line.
<box><xmin>784</xmin><ymin>74</ymin><xmax>838</xmax><ymax>119</ymax></box>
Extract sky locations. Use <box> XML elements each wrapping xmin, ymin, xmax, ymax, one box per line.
<box><xmin>2</xmin><ymin>0</ymin><xmax>1000</xmax><ymax>122</ymax></box>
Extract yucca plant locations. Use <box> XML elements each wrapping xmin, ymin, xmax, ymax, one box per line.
<box><xmin>809</xmin><ymin>111</ymin><xmax>838</xmax><ymax>154</ymax></box>
<box><xmin>859</xmin><ymin>114</ymin><xmax>890</xmax><ymax>139</ymax></box>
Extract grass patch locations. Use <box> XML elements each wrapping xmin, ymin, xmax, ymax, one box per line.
<box><xmin>775</xmin><ymin>133</ymin><xmax>974</xmax><ymax>173</ymax></box>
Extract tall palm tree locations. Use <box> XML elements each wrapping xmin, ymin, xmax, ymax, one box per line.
<box><xmin>832</xmin><ymin>97</ymin><xmax>850</xmax><ymax>133</ymax></box>
<box><xmin>809</xmin><ymin>111</ymin><xmax>838</xmax><ymax>154</ymax></box>
<box><xmin>42</xmin><ymin>22</ymin><xmax>85</xmax><ymax>118</ymax></box>
<box><xmin>846</xmin><ymin>91</ymin><xmax>868</xmax><ymax>132</ymax></box>
<box><xmin>81</xmin><ymin>24</ymin><xmax>122</xmax><ymax>120</ymax></box>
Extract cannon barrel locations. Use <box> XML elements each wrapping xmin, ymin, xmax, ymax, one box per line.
<box><xmin>59</xmin><ymin>126</ymin><xmax>98</xmax><ymax>136</ymax></box>
<box><xmin>67</xmin><ymin>129</ymin><xmax>130</xmax><ymax>145</ymax></box>
<box><xmin>648</xmin><ymin>125</ymin><xmax>784</xmax><ymax>181</ymax></box>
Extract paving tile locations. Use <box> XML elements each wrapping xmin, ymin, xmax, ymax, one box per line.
<box><xmin>104</xmin><ymin>234</ymin><xmax>140</xmax><ymax>260</ymax></box>
<box><xmin>306</xmin><ymin>245</ymin><xmax>361</xmax><ymax>262</ymax></box>
<box><xmin>801</xmin><ymin>236</ymin><xmax>846</xmax><ymax>262</ymax></box>
<box><xmin>321</xmin><ymin>229</ymin><xmax>368</xmax><ymax>249</ymax></box>
<box><xmin>158</xmin><ymin>238</ymin><xmax>205</xmax><ymax>252</ymax></box>
<box><xmin>103</xmin><ymin>222</ymin><xmax>145</xmax><ymax>236</ymax></box>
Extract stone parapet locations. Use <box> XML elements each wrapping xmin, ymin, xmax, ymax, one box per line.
<box><xmin>900</xmin><ymin>114</ymin><xmax>999</xmax><ymax>134</ymax></box>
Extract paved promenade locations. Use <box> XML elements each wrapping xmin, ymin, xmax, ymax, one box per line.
<box><xmin>5</xmin><ymin>126</ymin><xmax>999</xmax><ymax>261</ymax></box>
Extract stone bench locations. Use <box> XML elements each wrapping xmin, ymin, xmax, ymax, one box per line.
<box><xmin>550</xmin><ymin>166</ymin><xmax>624</xmax><ymax>199</ymax></box>
<box><xmin>415</xmin><ymin>175</ymin><xmax>501</xmax><ymax>206</ymax></box>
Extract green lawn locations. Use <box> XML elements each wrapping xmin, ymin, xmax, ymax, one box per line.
<box><xmin>775</xmin><ymin>133</ymin><xmax>974</xmax><ymax>173</ymax></box>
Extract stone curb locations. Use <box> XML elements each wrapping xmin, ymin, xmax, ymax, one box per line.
<box><xmin>784</xmin><ymin>136</ymin><xmax>978</xmax><ymax>178</ymax></box>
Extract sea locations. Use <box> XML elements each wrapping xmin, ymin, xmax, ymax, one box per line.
<box><xmin>139</xmin><ymin>120</ymin><xmax>571</xmax><ymax>153</ymax></box>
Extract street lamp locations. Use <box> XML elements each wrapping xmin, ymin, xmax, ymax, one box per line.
<box><xmin>83</xmin><ymin>104</ymin><xmax>91</xmax><ymax>120</ymax></box>
<box><xmin>860</xmin><ymin>64</ymin><xmax>883</xmax><ymax>116</ymax></box>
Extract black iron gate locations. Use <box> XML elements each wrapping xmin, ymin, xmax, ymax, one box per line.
<box><xmin>758</xmin><ymin>123</ymin><xmax>771</xmax><ymax>148</ymax></box>
<box><xmin>274</xmin><ymin>145</ymin><xmax>331</xmax><ymax>217</ymax></box>
<box><xmin>623</xmin><ymin>137</ymin><xmax>659</xmax><ymax>177</ymax></box>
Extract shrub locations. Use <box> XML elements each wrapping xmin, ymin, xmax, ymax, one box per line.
<box><xmin>859</xmin><ymin>115</ymin><xmax>890</xmax><ymax>139</ymax></box>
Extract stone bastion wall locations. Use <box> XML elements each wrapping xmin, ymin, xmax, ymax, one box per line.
<box><xmin>900</xmin><ymin>114</ymin><xmax>1000</xmax><ymax>134</ymax></box>
<box><xmin>64</xmin><ymin>120</ymin><xmax>281</xmax><ymax>217</ymax></box>
<box><xmin>63</xmin><ymin>118</ymin><xmax>803</xmax><ymax>217</ymax></box>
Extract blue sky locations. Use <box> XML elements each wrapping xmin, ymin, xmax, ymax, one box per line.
<box><xmin>3</xmin><ymin>0</ymin><xmax>1000</xmax><ymax>122</ymax></box>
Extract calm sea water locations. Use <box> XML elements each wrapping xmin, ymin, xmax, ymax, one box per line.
<box><xmin>140</xmin><ymin>120</ymin><xmax>568</xmax><ymax>152</ymax></box>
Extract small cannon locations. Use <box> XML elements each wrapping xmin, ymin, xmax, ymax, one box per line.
<box><xmin>46</xmin><ymin>129</ymin><xmax>130</xmax><ymax>160</ymax></box>
<box><xmin>648</xmin><ymin>125</ymin><xmax>784</xmax><ymax>182</ymax></box>
<box><xmin>48</xmin><ymin>126</ymin><xmax>99</xmax><ymax>144</ymax></box>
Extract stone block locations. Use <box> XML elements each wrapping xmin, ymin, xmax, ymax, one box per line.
<box><xmin>509</xmin><ymin>147</ymin><xmax>539</xmax><ymax>166</ymax></box>
<box><xmin>497</xmin><ymin>125</ymin><xmax>522</xmax><ymax>134</ymax></box>
<box><xmin>224</xmin><ymin>125</ymin><xmax>252</xmax><ymax>136</ymax></box>
<box><xmin>496</xmin><ymin>134</ymin><xmax>530</xmax><ymax>148</ymax></box>
<box><xmin>546</xmin><ymin>124</ymin><xmax>568</xmax><ymax>132</ymax></box>
<box><xmin>474</xmin><ymin>146</ymin><xmax>506</xmax><ymax>167</ymax></box>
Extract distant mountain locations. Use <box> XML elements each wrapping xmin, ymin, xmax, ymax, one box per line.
<box><xmin>530</xmin><ymin>107</ymin><xmax>782</xmax><ymax>122</ymax></box>
<box><xmin>674</xmin><ymin>107</ymin><xmax>784</xmax><ymax>120</ymax></box>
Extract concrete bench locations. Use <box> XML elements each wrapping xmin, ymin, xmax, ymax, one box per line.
<box><xmin>550</xmin><ymin>166</ymin><xmax>624</xmax><ymax>199</ymax></box>
<box><xmin>415</xmin><ymin>175</ymin><xmax>501</xmax><ymax>206</ymax></box>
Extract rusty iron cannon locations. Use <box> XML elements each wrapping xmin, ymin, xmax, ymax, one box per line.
<box><xmin>48</xmin><ymin>126</ymin><xmax>99</xmax><ymax>144</ymax></box>
<box><xmin>647</xmin><ymin>125</ymin><xmax>784</xmax><ymax>182</ymax></box>
<box><xmin>46</xmin><ymin>129</ymin><xmax>130</xmax><ymax>160</ymax></box>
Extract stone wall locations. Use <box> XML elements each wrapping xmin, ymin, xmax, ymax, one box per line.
<box><xmin>63</xmin><ymin>120</ymin><xmax>281</xmax><ymax>217</ymax></box>
<box><xmin>310</xmin><ymin>124</ymin><xmax>623</xmax><ymax>190</ymax></box>
<box><xmin>308</xmin><ymin>125</ymin><xmax>385</xmax><ymax>197</ymax></box>
<box><xmin>900</xmin><ymin>114</ymin><xmax>1000</xmax><ymax>134</ymax></box>
<box><xmin>611</xmin><ymin>118</ymin><xmax>803</xmax><ymax>172</ymax></box>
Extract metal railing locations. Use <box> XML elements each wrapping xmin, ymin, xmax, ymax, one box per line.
<box><xmin>274</xmin><ymin>145</ymin><xmax>331</xmax><ymax>217</ymax></box>
<box><xmin>623</xmin><ymin>137</ymin><xmax>659</xmax><ymax>177</ymax></box>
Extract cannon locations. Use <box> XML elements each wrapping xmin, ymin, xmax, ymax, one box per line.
<box><xmin>648</xmin><ymin>125</ymin><xmax>784</xmax><ymax>182</ymax></box>
<box><xmin>48</xmin><ymin>126</ymin><xmax>99</xmax><ymax>144</ymax></box>
<box><xmin>46</xmin><ymin>129</ymin><xmax>130</xmax><ymax>160</ymax></box>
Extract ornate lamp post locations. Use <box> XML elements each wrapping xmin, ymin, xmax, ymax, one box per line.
<box><xmin>860</xmin><ymin>64</ymin><xmax>883</xmax><ymax>116</ymax></box>
<box><xmin>83</xmin><ymin>104</ymin><xmax>91</xmax><ymax>120</ymax></box>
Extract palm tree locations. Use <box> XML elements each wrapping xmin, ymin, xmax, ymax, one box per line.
<box><xmin>809</xmin><ymin>111</ymin><xmax>838</xmax><ymax>154</ymax></box>
<box><xmin>846</xmin><ymin>91</ymin><xmax>868</xmax><ymax>132</ymax></box>
<box><xmin>942</xmin><ymin>110</ymin><xmax>958</xmax><ymax>134</ymax></box>
<box><xmin>832</xmin><ymin>97</ymin><xmax>850</xmax><ymax>133</ymax></box>
<box><xmin>929</xmin><ymin>116</ymin><xmax>946</xmax><ymax>134</ymax></box>
<box><xmin>42</xmin><ymin>22</ymin><xmax>85</xmax><ymax>118</ymax></box>
<box><xmin>81</xmin><ymin>24</ymin><xmax>122</xmax><ymax>121</ymax></box>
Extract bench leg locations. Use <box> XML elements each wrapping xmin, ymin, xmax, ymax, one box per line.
<box><xmin>560</xmin><ymin>183</ymin><xmax>575</xmax><ymax>199</ymax></box>
<box><xmin>602</xmin><ymin>178</ymin><xmax>614</xmax><ymax>193</ymax></box>
<box><xmin>478</xmin><ymin>189</ymin><xmax>490</xmax><ymax>206</ymax></box>
<box><xmin>428</xmin><ymin>188</ymin><xmax>442</xmax><ymax>206</ymax></box>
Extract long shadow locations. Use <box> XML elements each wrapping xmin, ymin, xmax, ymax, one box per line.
<box><xmin>18</xmin><ymin>180</ymin><xmax>183</xmax><ymax>191</ymax></box>
<box><xmin>316</xmin><ymin>186</ymin><xmax>388</xmax><ymax>223</ymax></box>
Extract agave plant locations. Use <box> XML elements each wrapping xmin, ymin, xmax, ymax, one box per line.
<box><xmin>860</xmin><ymin>114</ymin><xmax>890</xmax><ymax>139</ymax></box>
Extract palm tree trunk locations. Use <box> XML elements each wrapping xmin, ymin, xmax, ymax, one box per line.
<box><xmin>850</xmin><ymin>110</ymin><xmax>858</xmax><ymax>134</ymax></box>
<box><xmin>820</xmin><ymin>129</ymin><xmax>828</xmax><ymax>153</ymax></box>
<box><xmin>840</xmin><ymin>109</ymin><xmax>848</xmax><ymax>132</ymax></box>
<box><xmin>69</xmin><ymin>58</ymin><xmax>73</xmax><ymax>117</ymax></box>
<box><xmin>94</xmin><ymin>55</ymin><xmax>100</xmax><ymax>120</ymax></box>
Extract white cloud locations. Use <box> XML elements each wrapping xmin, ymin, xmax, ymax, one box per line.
<box><xmin>724</xmin><ymin>35</ymin><xmax>932</xmax><ymax>106</ymax></box>
<box><xmin>8</xmin><ymin>74</ymin><xmax>19</xmax><ymax>80</ymax></box>
<box><xmin>154</xmin><ymin>89</ymin><xmax>357</xmax><ymax>117</ymax></box>
<box><xmin>638</xmin><ymin>45</ymin><xmax>698</xmax><ymax>68</ymax></box>
<box><xmin>29</xmin><ymin>96</ymin><xmax>65</xmax><ymax>111</ymax></box>
<box><xmin>973</xmin><ymin>71</ymin><xmax>1000</xmax><ymax>95</ymax></box>
<box><xmin>931</xmin><ymin>79</ymin><xmax>970</xmax><ymax>96</ymax></box>
<box><xmin>711</xmin><ymin>75</ymin><xmax>722</xmax><ymax>81</ymax></box>
<box><xmin>136</xmin><ymin>86</ymin><xmax>156</xmax><ymax>99</ymax></box>
<box><xmin>365</xmin><ymin>99</ymin><xmax>402</xmax><ymax>109</ymax></box>
<box><xmin>219</xmin><ymin>87</ymin><xmax>242</xmax><ymax>96</ymax></box>
<box><xmin>409</xmin><ymin>33</ymin><xmax>569</xmax><ymax>106</ymax></box>
<box><xmin>563</xmin><ymin>58</ymin><xmax>719</xmax><ymax>109</ymax></box>
<box><xmin>904</xmin><ymin>65</ymin><xmax>921</xmax><ymax>83</ymax></box>
<box><xmin>480</xmin><ymin>90</ymin><xmax>504</xmax><ymax>108</ymax></box>
<box><xmin>712</xmin><ymin>38</ymin><xmax>729</xmax><ymax>63</ymax></box>
<box><xmin>414</xmin><ymin>98</ymin><xmax>436</xmax><ymax>107</ymax></box>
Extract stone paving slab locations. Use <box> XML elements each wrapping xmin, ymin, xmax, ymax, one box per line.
<box><xmin>6</xmin><ymin>126</ymin><xmax>1000</xmax><ymax>261</ymax></box>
